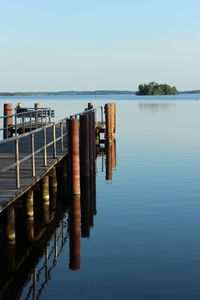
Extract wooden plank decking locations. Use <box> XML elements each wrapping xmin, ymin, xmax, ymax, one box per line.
<box><xmin>0</xmin><ymin>124</ymin><xmax>68</xmax><ymax>212</ymax></box>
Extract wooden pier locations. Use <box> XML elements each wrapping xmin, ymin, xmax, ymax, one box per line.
<box><xmin>0</xmin><ymin>101</ymin><xmax>117</xmax><ymax>299</ymax></box>
<box><xmin>0</xmin><ymin>102</ymin><xmax>116</xmax><ymax>213</ymax></box>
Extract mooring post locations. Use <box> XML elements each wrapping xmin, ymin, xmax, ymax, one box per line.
<box><xmin>34</xmin><ymin>102</ymin><xmax>40</xmax><ymax>126</ymax></box>
<box><xmin>110</xmin><ymin>103</ymin><xmax>116</xmax><ymax>137</ymax></box>
<box><xmin>106</xmin><ymin>143</ymin><xmax>112</xmax><ymax>181</ymax></box>
<box><xmin>105</xmin><ymin>103</ymin><xmax>112</xmax><ymax>143</ymax></box>
<box><xmin>3</xmin><ymin>103</ymin><xmax>13</xmax><ymax>139</ymax></box>
<box><xmin>69</xmin><ymin>195</ymin><xmax>81</xmax><ymax>270</ymax></box>
<box><xmin>80</xmin><ymin>113</ymin><xmax>90</xmax><ymax>237</ymax></box>
<box><xmin>26</xmin><ymin>189</ymin><xmax>34</xmax><ymax>241</ymax></box>
<box><xmin>6</xmin><ymin>205</ymin><xmax>16</xmax><ymax>241</ymax></box>
<box><xmin>80</xmin><ymin>114</ymin><xmax>90</xmax><ymax>178</ymax></box>
<box><xmin>67</xmin><ymin>118</ymin><xmax>80</xmax><ymax>195</ymax></box>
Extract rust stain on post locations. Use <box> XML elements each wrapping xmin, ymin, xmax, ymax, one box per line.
<box><xmin>3</xmin><ymin>103</ymin><xmax>13</xmax><ymax>139</ymax></box>
<box><xmin>68</xmin><ymin>118</ymin><xmax>81</xmax><ymax>195</ymax></box>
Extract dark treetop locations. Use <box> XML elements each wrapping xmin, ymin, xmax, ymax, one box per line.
<box><xmin>136</xmin><ymin>82</ymin><xmax>178</xmax><ymax>95</ymax></box>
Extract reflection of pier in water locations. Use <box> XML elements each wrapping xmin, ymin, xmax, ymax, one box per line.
<box><xmin>0</xmin><ymin>137</ymin><xmax>117</xmax><ymax>299</ymax></box>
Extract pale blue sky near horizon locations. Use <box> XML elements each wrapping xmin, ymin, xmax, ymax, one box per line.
<box><xmin>0</xmin><ymin>0</ymin><xmax>200</xmax><ymax>92</ymax></box>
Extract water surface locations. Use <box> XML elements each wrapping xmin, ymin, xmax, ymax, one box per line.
<box><xmin>1</xmin><ymin>94</ymin><xmax>200</xmax><ymax>299</ymax></box>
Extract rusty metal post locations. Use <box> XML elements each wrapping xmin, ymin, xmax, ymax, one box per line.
<box><xmin>3</xmin><ymin>103</ymin><xmax>13</xmax><ymax>139</ymax></box>
<box><xmin>67</xmin><ymin>118</ymin><xmax>80</xmax><ymax>195</ymax></box>
<box><xmin>69</xmin><ymin>195</ymin><xmax>81</xmax><ymax>270</ymax></box>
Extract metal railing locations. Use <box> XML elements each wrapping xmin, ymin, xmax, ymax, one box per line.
<box><xmin>0</xmin><ymin>107</ymin><xmax>102</xmax><ymax>190</ymax></box>
<box><xmin>0</xmin><ymin>108</ymin><xmax>55</xmax><ymax>139</ymax></box>
<box><xmin>0</xmin><ymin>118</ymin><xmax>68</xmax><ymax>189</ymax></box>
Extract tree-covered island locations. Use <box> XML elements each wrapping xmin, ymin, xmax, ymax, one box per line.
<box><xmin>136</xmin><ymin>82</ymin><xmax>178</xmax><ymax>95</ymax></box>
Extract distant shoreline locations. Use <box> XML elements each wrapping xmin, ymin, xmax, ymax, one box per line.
<box><xmin>0</xmin><ymin>90</ymin><xmax>200</xmax><ymax>96</ymax></box>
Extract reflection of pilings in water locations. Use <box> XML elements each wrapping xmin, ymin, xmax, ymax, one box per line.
<box><xmin>45</xmin><ymin>247</ymin><xmax>49</xmax><ymax>282</ymax></box>
<box><xmin>69</xmin><ymin>195</ymin><xmax>81</xmax><ymax>270</ymax></box>
<box><xmin>42</xmin><ymin>175</ymin><xmax>50</xmax><ymax>225</ymax></box>
<box><xmin>33</xmin><ymin>268</ymin><xmax>37</xmax><ymax>300</ymax></box>
<box><xmin>106</xmin><ymin>139</ymin><xmax>117</xmax><ymax>181</ymax></box>
<box><xmin>26</xmin><ymin>189</ymin><xmax>34</xmax><ymax>241</ymax></box>
<box><xmin>6</xmin><ymin>240</ymin><xmax>16</xmax><ymax>273</ymax></box>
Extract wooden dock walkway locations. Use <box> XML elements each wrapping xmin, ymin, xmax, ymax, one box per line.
<box><xmin>0</xmin><ymin>102</ymin><xmax>116</xmax><ymax>214</ymax></box>
<box><xmin>0</xmin><ymin>122</ymin><xmax>68</xmax><ymax>212</ymax></box>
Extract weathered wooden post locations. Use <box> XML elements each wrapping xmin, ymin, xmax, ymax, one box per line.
<box><xmin>3</xmin><ymin>103</ymin><xmax>13</xmax><ymax>139</ymax></box>
<box><xmin>80</xmin><ymin>114</ymin><xmax>90</xmax><ymax>178</ymax></box>
<box><xmin>110</xmin><ymin>103</ymin><xmax>116</xmax><ymax>136</ymax></box>
<box><xmin>6</xmin><ymin>205</ymin><xmax>16</xmax><ymax>241</ymax></box>
<box><xmin>105</xmin><ymin>103</ymin><xmax>112</xmax><ymax>143</ymax></box>
<box><xmin>34</xmin><ymin>102</ymin><xmax>40</xmax><ymax>126</ymax></box>
<box><xmin>67</xmin><ymin>118</ymin><xmax>80</xmax><ymax>195</ymax></box>
<box><xmin>106</xmin><ymin>143</ymin><xmax>112</xmax><ymax>181</ymax></box>
<box><xmin>42</xmin><ymin>175</ymin><xmax>50</xmax><ymax>224</ymax></box>
<box><xmin>26</xmin><ymin>189</ymin><xmax>34</xmax><ymax>241</ymax></box>
<box><xmin>49</xmin><ymin>167</ymin><xmax>57</xmax><ymax>219</ymax></box>
<box><xmin>69</xmin><ymin>195</ymin><xmax>81</xmax><ymax>270</ymax></box>
<box><xmin>80</xmin><ymin>113</ymin><xmax>90</xmax><ymax>237</ymax></box>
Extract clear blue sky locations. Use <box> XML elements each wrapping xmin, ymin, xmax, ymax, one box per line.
<box><xmin>0</xmin><ymin>0</ymin><xmax>200</xmax><ymax>91</ymax></box>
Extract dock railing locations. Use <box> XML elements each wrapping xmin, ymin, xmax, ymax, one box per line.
<box><xmin>0</xmin><ymin>107</ymin><xmax>102</xmax><ymax>190</ymax></box>
<box><xmin>0</xmin><ymin>107</ymin><xmax>55</xmax><ymax>139</ymax></box>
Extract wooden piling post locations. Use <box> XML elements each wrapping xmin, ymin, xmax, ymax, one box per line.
<box><xmin>80</xmin><ymin>114</ymin><xmax>90</xmax><ymax>178</ymax></box>
<box><xmin>49</xmin><ymin>167</ymin><xmax>57</xmax><ymax>218</ymax></box>
<box><xmin>3</xmin><ymin>103</ymin><xmax>13</xmax><ymax>139</ymax></box>
<box><xmin>6</xmin><ymin>205</ymin><xmax>16</xmax><ymax>241</ymax></box>
<box><xmin>34</xmin><ymin>102</ymin><xmax>40</xmax><ymax>126</ymax></box>
<box><xmin>69</xmin><ymin>195</ymin><xmax>81</xmax><ymax>270</ymax></box>
<box><xmin>110</xmin><ymin>103</ymin><xmax>116</xmax><ymax>136</ymax></box>
<box><xmin>106</xmin><ymin>143</ymin><xmax>112</xmax><ymax>181</ymax></box>
<box><xmin>42</xmin><ymin>175</ymin><xmax>50</xmax><ymax>224</ymax></box>
<box><xmin>80</xmin><ymin>113</ymin><xmax>90</xmax><ymax>237</ymax></box>
<box><xmin>26</xmin><ymin>189</ymin><xmax>34</xmax><ymax>241</ymax></box>
<box><xmin>68</xmin><ymin>118</ymin><xmax>80</xmax><ymax>195</ymax></box>
<box><xmin>105</xmin><ymin>103</ymin><xmax>112</xmax><ymax>143</ymax></box>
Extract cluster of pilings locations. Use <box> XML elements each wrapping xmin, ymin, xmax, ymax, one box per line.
<box><xmin>0</xmin><ymin>102</ymin><xmax>116</xmax><ymax>279</ymax></box>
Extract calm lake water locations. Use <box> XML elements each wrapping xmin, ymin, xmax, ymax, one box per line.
<box><xmin>1</xmin><ymin>93</ymin><xmax>200</xmax><ymax>299</ymax></box>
